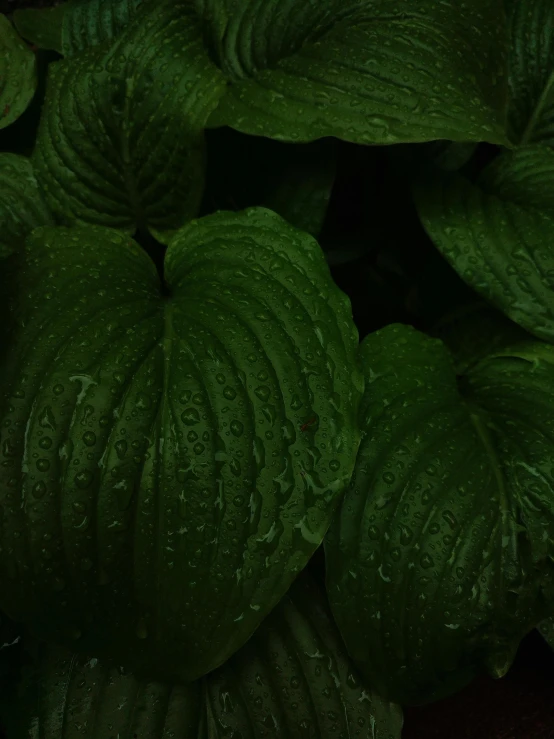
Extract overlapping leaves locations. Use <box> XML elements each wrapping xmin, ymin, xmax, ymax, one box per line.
<box><xmin>0</xmin><ymin>208</ymin><xmax>362</xmax><ymax>683</ymax></box>
<box><xmin>414</xmin><ymin>144</ymin><xmax>554</xmax><ymax>343</ymax></box>
<box><xmin>326</xmin><ymin>323</ymin><xmax>554</xmax><ymax>704</ymax></box>
<box><xmin>0</xmin><ymin>574</ymin><xmax>402</xmax><ymax>738</ymax></box>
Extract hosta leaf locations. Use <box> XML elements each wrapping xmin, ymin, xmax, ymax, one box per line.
<box><xmin>0</xmin><ymin>15</ymin><xmax>37</xmax><ymax>129</ymax></box>
<box><xmin>506</xmin><ymin>0</ymin><xmax>554</xmax><ymax>145</ymax></box>
<box><xmin>62</xmin><ymin>0</ymin><xmax>147</xmax><ymax>57</ymax></box>
<box><xmin>202</xmin><ymin>0</ymin><xmax>510</xmax><ymax>145</ymax></box>
<box><xmin>7</xmin><ymin>643</ymin><xmax>206</xmax><ymax>738</ymax></box>
<box><xmin>0</xmin><ymin>153</ymin><xmax>54</xmax><ymax>259</ymax></box>
<box><xmin>207</xmin><ymin>572</ymin><xmax>403</xmax><ymax>738</ymax></box>
<box><xmin>537</xmin><ymin>615</ymin><xmax>554</xmax><ymax>649</ymax></box>
<box><xmin>13</xmin><ymin>4</ymin><xmax>65</xmax><ymax>54</ymax></box>
<box><xmin>0</xmin><ymin>209</ymin><xmax>362</xmax><ymax>683</ymax></box>
<box><xmin>263</xmin><ymin>140</ymin><xmax>337</xmax><ymax>237</ymax></box>
<box><xmin>325</xmin><ymin>323</ymin><xmax>554</xmax><ymax>705</ymax></box>
<box><xmin>32</xmin><ymin>0</ymin><xmax>225</xmax><ymax>241</ymax></box>
<box><xmin>1</xmin><ymin>574</ymin><xmax>401</xmax><ymax>739</ymax></box>
<box><xmin>414</xmin><ymin>144</ymin><xmax>554</xmax><ymax>343</ymax></box>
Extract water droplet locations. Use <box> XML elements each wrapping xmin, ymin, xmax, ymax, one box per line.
<box><xmin>83</xmin><ymin>431</ymin><xmax>96</xmax><ymax>447</ymax></box>
<box><xmin>230</xmin><ymin>420</ymin><xmax>244</xmax><ymax>437</ymax></box>
<box><xmin>36</xmin><ymin>458</ymin><xmax>50</xmax><ymax>472</ymax></box>
<box><xmin>32</xmin><ymin>481</ymin><xmax>47</xmax><ymax>499</ymax></box>
<box><xmin>223</xmin><ymin>386</ymin><xmax>236</xmax><ymax>400</ymax></box>
<box><xmin>254</xmin><ymin>385</ymin><xmax>271</xmax><ymax>402</ymax></box>
<box><xmin>75</xmin><ymin>470</ymin><xmax>93</xmax><ymax>490</ymax></box>
<box><xmin>39</xmin><ymin>437</ymin><xmax>52</xmax><ymax>450</ymax></box>
<box><xmin>181</xmin><ymin>408</ymin><xmax>200</xmax><ymax>425</ymax></box>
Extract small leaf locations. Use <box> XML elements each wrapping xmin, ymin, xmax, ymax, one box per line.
<box><xmin>0</xmin><ymin>209</ymin><xmax>362</xmax><ymax>683</ymax></box>
<box><xmin>414</xmin><ymin>144</ymin><xmax>554</xmax><ymax>342</ymax></box>
<box><xmin>0</xmin><ymin>15</ymin><xmax>37</xmax><ymax>129</ymax></box>
<box><xmin>506</xmin><ymin>0</ymin><xmax>554</xmax><ymax>145</ymax></box>
<box><xmin>326</xmin><ymin>323</ymin><xmax>554</xmax><ymax>704</ymax></box>
<box><xmin>203</xmin><ymin>0</ymin><xmax>510</xmax><ymax>145</ymax></box>
<box><xmin>13</xmin><ymin>4</ymin><xmax>65</xmax><ymax>54</ymax></box>
<box><xmin>207</xmin><ymin>572</ymin><xmax>403</xmax><ymax>738</ymax></box>
<box><xmin>32</xmin><ymin>0</ymin><xmax>226</xmax><ymax>240</ymax></box>
<box><xmin>0</xmin><ymin>153</ymin><xmax>54</xmax><ymax>258</ymax></box>
<box><xmin>263</xmin><ymin>140</ymin><xmax>337</xmax><ymax>237</ymax></box>
<box><xmin>537</xmin><ymin>615</ymin><xmax>554</xmax><ymax>650</ymax></box>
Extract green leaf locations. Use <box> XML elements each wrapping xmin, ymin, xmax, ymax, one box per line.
<box><xmin>0</xmin><ymin>15</ymin><xmax>37</xmax><ymax>130</ymax></box>
<box><xmin>414</xmin><ymin>144</ymin><xmax>554</xmax><ymax>343</ymax></box>
<box><xmin>207</xmin><ymin>572</ymin><xmax>403</xmax><ymax>738</ymax></box>
<box><xmin>0</xmin><ymin>209</ymin><xmax>363</xmax><ymax>684</ymax></box>
<box><xmin>6</xmin><ymin>643</ymin><xmax>205</xmax><ymax>738</ymax></box>
<box><xmin>506</xmin><ymin>0</ymin><xmax>554</xmax><ymax>145</ymax></box>
<box><xmin>263</xmin><ymin>139</ymin><xmax>337</xmax><ymax>237</ymax></box>
<box><xmin>203</xmin><ymin>0</ymin><xmax>510</xmax><ymax>145</ymax></box>
<box><xmin>13</xmin><ymin>4</ymin><xmax>65</xmax><ymax>54</ymax></box>
<box><xmin>537</xmin><ymin>615</ymin><xmax>554</xmax><ymax>649</ymax></box>
<box><xmin>32</xmin><ymin>0</ymin><xmax>226</xmax><ymax>240</ymax></box>
<box><xmin>325</xmin><ymin>323</ymin><xmax>554</xmax><ymax>705</ymax></box>
<box><xmin>0</xmin><ymin>153</ymin><xmax>54</xmax><ymax>259</ymax></box>
<box><xmin>1</xmin><ymin>573</ymin><xmax>401</xmax><ymax>739</ymax></box>
<box><xmin>62</xmin><ymin>0</ymin><xmax>147</xmax><ymax>57</ymax></box>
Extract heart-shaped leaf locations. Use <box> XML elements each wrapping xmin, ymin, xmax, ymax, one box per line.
<box><xmin>0</xmin><ymin>15</ymin><xmax>37</xmax><ymax>130</ymax></box>
<box><xmin>0</xmin><ymin>153</ymin><xmax>54</xmax><ymax>259</ymax></box>
<box><xmin>414</xmin><ymin>144</ymin><xmax>554</xmax><ymax>343</ymax></box>
<box><xmin>506</xmin><ymin>0</ymin><xmax>554</xmax><ymax>145</ymax></box>
<box><xmin>202</xmin><ymin>0</ymin><xmax>510</xmax><ymax>145</ymax></box>
<box><xmin>32</xmin><ymin>0</ymin><xmax>226</xmax><ymax>241</ymax></box>
<box><xmin>0</xmin><ymin>208</ymin><xmax>362</xmax><ymax>684</ymax></box>
<box><xmin>325</xmin><ymin>323</ymin><xmax>554</xmax><ymax>705</ymax></box>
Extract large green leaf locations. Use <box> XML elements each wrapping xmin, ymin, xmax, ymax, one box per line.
<box><xmin>506</xmin><ymin>0</ymin><xmax>554</xmax><ymax>145</ymax></box>
<box><xmin>325</xmin><ymin>323</ymin><xmax>554</xmax><ymax>705</ymax></box>
<box><xmin>13</xmin><ymin>0</ymin><xmax>146</xmax><ymax>57</ymax></box>
<box><xmin>8</xmin><ymin>644</ymin><xmax>205</xmax><ymax>738</ymax></box>
<box><xmin>207</xmin><ymin>572</ymin><xmax>402</xmax><ymax>738</ymax></box>
<box><xmin>202</xmin><ymin>0</ymin><xmax>510</xmax><ymax>145</ymax></box>
<box><xmin>0</xmin><ymin>153</ymin><xmax>54</xmax><ymax>259</ymax></box>
<box><xmin>1</xmin><ymin>574</ymin><xmax>401</xmax><ymax>739</ymax></box>
<box><xmin>414</xmin><ymin>144</ymin><xmax>554</xmax><ymax>343</ymax></box>
<box><xmin>0</xmin><ymin>208</ymin><xmax>362</xmax><ymax>684</ymax></box>
<box><xmin>62</xmin><ymin>0</ymin><xmax>147</xmax><ymax>57</ymax></box>
<box><xmin>0</xmin><ymin>15</ymin><xmax>37</xmax><ymax>130</ymax></box>
<box><xmin>32</xmin><ymin>0</ymin><xmax>225</xmax><ymax>241</ymax></box>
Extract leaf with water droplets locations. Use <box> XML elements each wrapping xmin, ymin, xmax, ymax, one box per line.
<box><xmin>505</xmin><ymin>0</ymin><xmax>554</xmax><ymax>145</ymax></box>
<box><xmin>62</xmin><ymin>0</ymin><xmax>146</xmax><ymax>56</ymax></box>
<box><xmin>414</xmin><ymin>143</ymin><xmax>554</xmax><ymax>342</ymax></box>
<box><xmin>325</xmin><ymin>323</ymin><xmax>554</xmax><ymax>704</ymax></box>
<box><xmin>13</xmin><ymin>3</ymin><xmax>66</xmax><ymax>54</ymax></box>
<box><xmin>202</xmin><ymin>0</ymin><xmax>510</xmax><ymax>145</ymax></box>
<box><xmin>0</xmin><ymin>154</ymin><xmax>54</xmax><ymax>259</ymax></box>
<box><xmin>207</xmin><ymin>571</ymin><xmax>403</xmax><ymax>738</ymax></box>
<box><xmin>32</xmin><ymin>0</ymin><xmax>225</xmax><ymax>241</ymax></box>
<box><xmin>2</xmin><ymin>640</ymin><xmax>205</xmax><ymax>738</ymax></box>
<box><xmin>0</xmin><ymin>208</ymin><xmax>362</xmax><ymax>683</ymax></box>
<box><xmin>0</xmin><ymin>14</ymin><xmax>37</xmax><ymax>130</ymax></box>
<box><xmin>1</xmin><ymin>573</ymin><xmax>401</xmax><ymax>738</ymax></box>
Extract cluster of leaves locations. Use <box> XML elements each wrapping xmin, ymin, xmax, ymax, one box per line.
<box><xmin>2</xmin><ymin>0</ymin><xmax>554</xmax><ymax>735</ymax></box>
